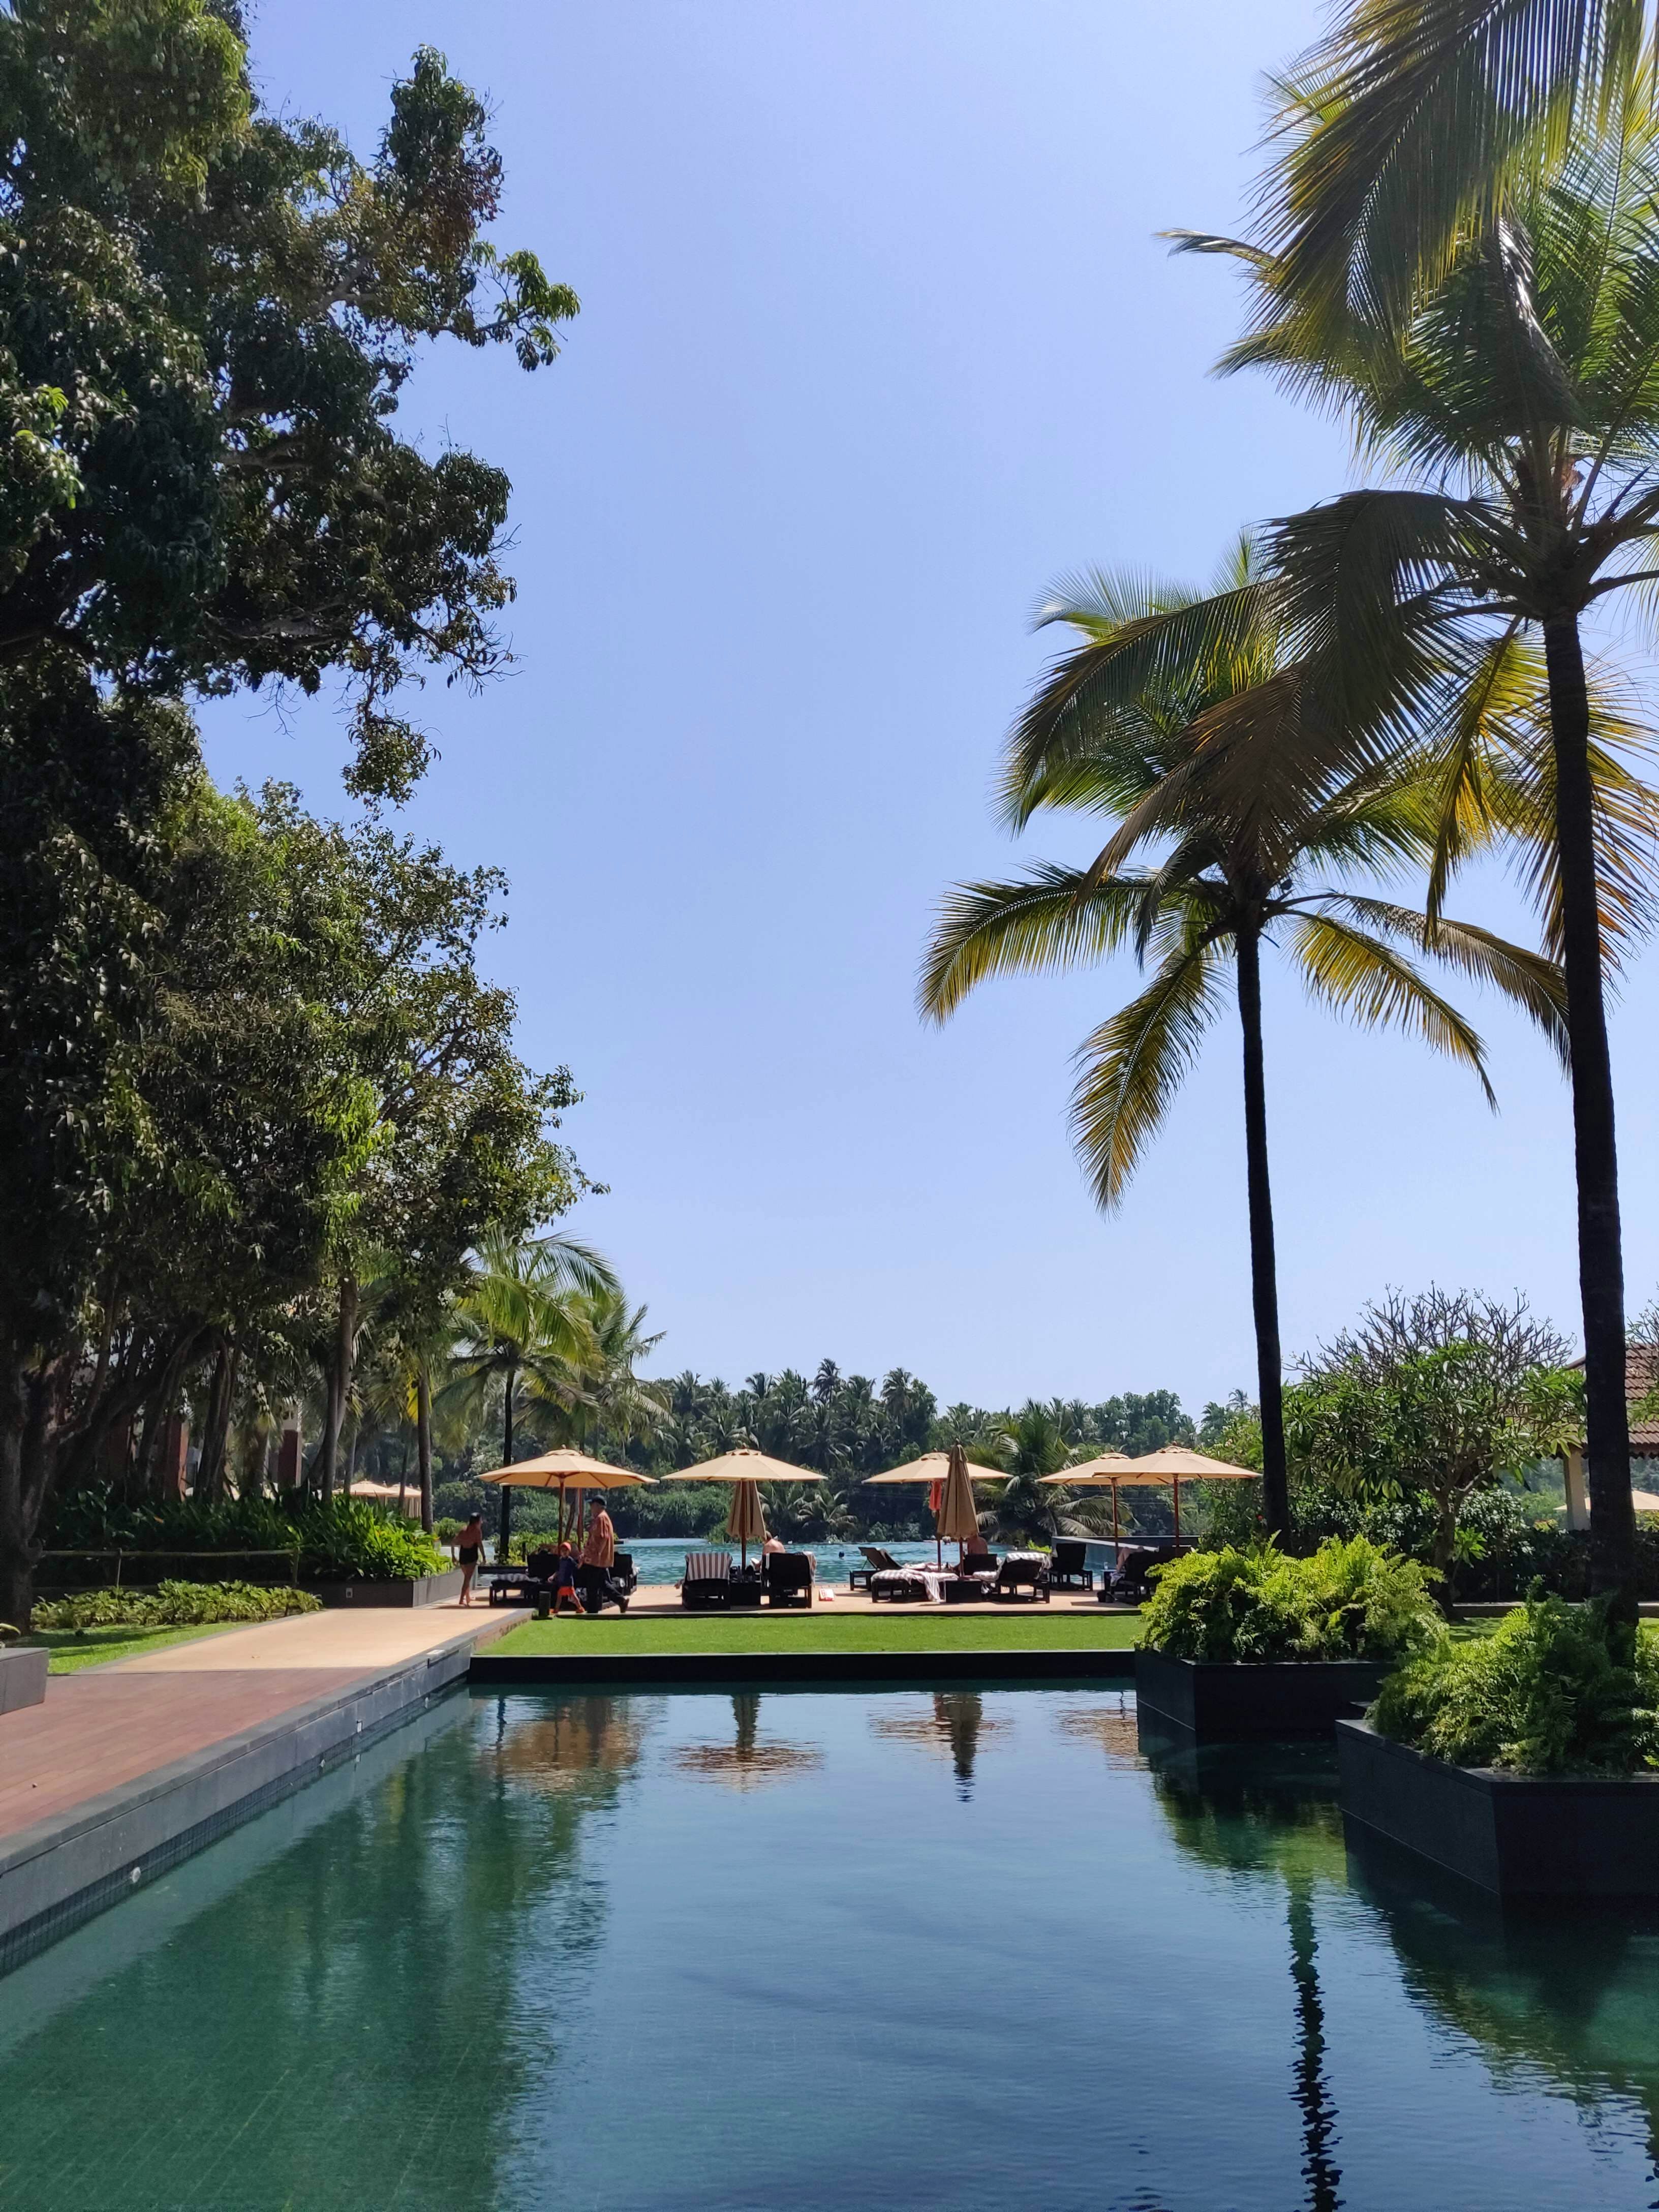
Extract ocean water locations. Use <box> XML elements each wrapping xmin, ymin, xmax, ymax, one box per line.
<box><xmin>0</xmin><ymin>1686</ymin><xmax>1654</xmax><ymax>2211</ymax></box>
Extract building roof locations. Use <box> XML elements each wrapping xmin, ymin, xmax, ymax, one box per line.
<box><xmin>1568</xmin><ymin>1343</ymin><xmax>1659</xmax><ymax>1451</ymax></box>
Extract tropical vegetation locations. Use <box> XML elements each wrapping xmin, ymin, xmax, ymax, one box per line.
<box><xmin>1372</xmin><ymin>1593</ymin><xmax>1659</xmax><ymax>1775</ymax></box>
<box><xmin>1139</xmin><ymin>1537</ymin><xmax>1446</xmax><ymax>1666</ymax></box>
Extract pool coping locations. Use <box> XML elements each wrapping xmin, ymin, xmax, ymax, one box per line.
<box><xmin>469</xmin><ymin>1646</ymin><xmax>1138</xmax><ymax>1685</ymax></box>
<box><xmin>0</xmin><ymin>1611</ymin><xmax>526</xmax><ymax>1976</ymax></box>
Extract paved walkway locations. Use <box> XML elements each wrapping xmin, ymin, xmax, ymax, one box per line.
<box><xmin>1</xmin><ymin>1605</ymin><xmax>514</xmax><ymax>1845</ymax></box>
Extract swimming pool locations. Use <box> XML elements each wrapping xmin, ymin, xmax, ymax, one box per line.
<box><xmin>0</xmin><ymin>1685</ymin><xmax>1653</xmax><ymax>2209</ymax></box>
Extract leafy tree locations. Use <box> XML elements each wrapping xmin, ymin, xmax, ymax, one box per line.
<box><xmin>1188</xmin><ymin>16</ymin><xmax>1659</xmax><ymax>1615</ymax></box>
<box><xmin>1291</xmin><ymin>1291</ymin><xmax>1582</xmax><ymax>1589</ymax></box>
<box><xmin>922</xmin><ymin>554</ymin><xmax>1566</xmax><ymax>1538</ymax></box>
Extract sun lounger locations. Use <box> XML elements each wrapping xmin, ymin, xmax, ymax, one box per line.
<box><xmin>991</xmin><ymin>1555</ymin><xmax>1050</xmax><ymax>1604</ymax></box>
<box><xmin>869</xmin><ymin>1568</ymin><xmax>938</xmax><ymax>1604</ymax></box>
<box><xmin>763</xmin><ymin>1551</ymin><xmax>814</xmax><ymax>1608</ymax></box>
<box><xmin>1101</xmin><ymin>1546</ymin><xmax>1174</xmax><ymax>1604</ymax></box>
<box><xmin>850</xmin><ymin>1546</ymin><xmax>902</xmax><ymax>1591</ymax></box>
<box><xmin>681</xmin><ymin>1550</ymin><xmax>733</xmax><ymax>1608</ymax></box>
<box><xmin>1049</xmin><ymin>1540</ymin><xmax>1093</xmax><ymax>1590</ymax></box>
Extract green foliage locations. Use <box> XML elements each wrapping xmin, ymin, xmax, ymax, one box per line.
<box><xmin>1372</xmin><ymin>1596</ymin><xmax>1659</xmax><ymax>1776</ymax></box>
<box><xmin>1140</xmin><ymin>1537</ymin><xmax>1446</xmax><ymax>1665</ymax></box>
<box><xmin>289</xmin><ymin>1500</ymin><xmax>445</xmax><ymax>1583</ymax></box>
<box><xmin>31</xmin><ymin>1581</ymin><xmax>321</xmax><ymax>1631</ymax></box>
<box><xmin>47</xmin><ymin>1488</ymin><xmax>444</xmax><ymax>1581</ymax></box>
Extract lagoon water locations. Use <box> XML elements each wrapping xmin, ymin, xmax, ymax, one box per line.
<box><xmin>1</xmin><ymin>1685</ymin><xmax>1655</xmax><ymax>2210</ymax></box>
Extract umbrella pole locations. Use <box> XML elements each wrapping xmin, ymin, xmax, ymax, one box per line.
<box><xmin>1112</xmin><ymin>1482</ymin><xmax>1119</xmax><ymax>1547</ymax></box>
<box><xmin>1174</xmin><ymin>1477</ymin><xmax>1181</xmax><ymax>1543</ymax></box>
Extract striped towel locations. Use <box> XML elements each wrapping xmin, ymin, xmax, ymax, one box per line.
<box><xmin>683</xmin><ymin>1551</ymin><xmax>732</xmax><ymax>1583</ymax></box>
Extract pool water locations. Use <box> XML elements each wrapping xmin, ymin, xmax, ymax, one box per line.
<box><xmin>1</xmin><ymin>1685</ymin><xmax>1654</xmax><ymax>2211</ymax></box>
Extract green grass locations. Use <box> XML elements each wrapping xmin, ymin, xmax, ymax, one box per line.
<box><xmin>489</xmin><ymin>1611</ymin><xmax>1142</xmax><ymax>1659</ymax></box>
<box><xmin>22</xmin><ymin>1621</ymin><xmax>251</xmax><ymax>1674</ymax></box>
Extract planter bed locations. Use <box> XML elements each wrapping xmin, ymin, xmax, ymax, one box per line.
<box><xmin>299</xmin><ymin>1570</ymin><xmax>465</xmax><ymax>1610</ymax></box>
<box><xmin>1</xmin><ymin>1646</ymin><xmax>48</xmax><ymax>1713</ymax></box>
<box><xmin>1135</xmin><ymin>1647</ymin><xmax>1388</xmax><ymax>1740</ymax></box>
<box><xmin>1337</xmin><ymin>1718</ymin><xmax>1659</xmax><ymax>1899</ymax></box>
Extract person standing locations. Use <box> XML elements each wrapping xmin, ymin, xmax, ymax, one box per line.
<box><xmin>456</xmin><ymin>1513</ymin><xmax>484</xmax><ymax>1606</ymax></box>
<box><xmin>580</xmin><ymin>1505</ymin><xmax>616</xmax><ymax>1610</ymax></box>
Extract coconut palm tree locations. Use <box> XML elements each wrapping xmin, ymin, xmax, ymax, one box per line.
<box><xmin>921</xmin><ymin>557</ymin><xmax>1569</xmax><ymax>1535</ymax></box>
<box><xmin>446</xmin><ymin>1232</ymin><xmax>617</xmax><ymax>1559</ymax></box>
<box><xmin>1177</xmin><ymin>94</ymin><xmax>1659</xmax><ymax>1610</ymax></box>
<box><xmin>1260</xmin><ymin>0</ymin><xmax>1654</xmax><ymax>333</ymax></box>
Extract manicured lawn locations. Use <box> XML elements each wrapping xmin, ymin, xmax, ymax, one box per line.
<box><xmin>489</xmin><ymin>1611</ymin><xmax>1142</xmax><ymax>1658</ymax></box>
<box><xmin>23</xmin><ymin>1622</ymin><xmax>250</xmax><ymax>1674</ymax></box>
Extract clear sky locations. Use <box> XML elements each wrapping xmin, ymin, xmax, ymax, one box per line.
<box><xmin>200</xmin><ymin>1</ymin><xmax>1659</xmax><ymax>1412</ymax></box>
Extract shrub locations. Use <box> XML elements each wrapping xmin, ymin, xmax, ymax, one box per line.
<box><xmin>435</xmin><ymin>1518</ymin><xmax>464</xmax><ymax>1544</ymax></box>
<box><xmin>1140</xmin><ymin>1538</ymin><xmax>1445</xmax><ymax>1665</ymax></box>
<box><xmin>1370</xmin><ymin>1593</ymin><xmax>1659</xmax><ymax>1775</ymax></box>
<box><xmin>291</xmin><ymin>1499</ymin><xmax>446</xmax><ymax>1582</ymax></box>
<box><xmin>30</xmin><ymin>1582</ymin><xmax>323</xmax><ymax>1631</ymax></box>
<box><xmin>45</xmin><ymin>1488</ymin><xmax>446</xmax><ymax>1582</ymax></box>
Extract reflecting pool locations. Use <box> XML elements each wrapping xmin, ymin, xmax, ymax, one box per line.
<box><xmin>1</xmin><ymin>1685</ymin><xmax>1655</xmax><ymax>2210</ymax></box>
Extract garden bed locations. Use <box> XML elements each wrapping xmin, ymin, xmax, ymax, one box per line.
<box><xmin>1135</xmin><ymin>1647</ymin><xmax>1387</xmax><ymax>1739</ymax></box>
<box><xmin>300</xmin><ymin>1570</ymin><xmax>465</xmax><ymax>1610</ymax></box>
<box><xmin>1337</xmin><ymin>1718</ymin><xmax>1659</xmax><ymax>1898</ymax></box>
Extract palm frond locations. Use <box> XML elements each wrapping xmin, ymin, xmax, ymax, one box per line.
<box><xmin>1282</xmin><ymin>909</ymin><xmax>1496</xmax><ymax>1103</ymax></box>
<box><xmin>1310</xmin><ymin>891</ymin><xmax>1570</xmax><ymax>1057</ymax></box>
<box><xmin>1068</xmin><ymin>934</ymin><xmax>1232</xmax><ymax>1207</ymax></box>
<box><xmin>919</xmin><ymin>866</ymin><xmax>1162</xmax><ymax>1022</ymax></box>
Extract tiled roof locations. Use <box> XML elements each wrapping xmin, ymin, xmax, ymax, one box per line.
<box><xmin>1568</xmin><ymin>1343</ymin><xmax>1659</xmax><ymax>1450</ymax></box>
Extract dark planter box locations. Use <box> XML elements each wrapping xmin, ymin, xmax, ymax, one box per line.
<box><xmin>1135</xmin><ymin>1646</ymin><xmax>1387</xmax><ymax>1740</ymax></box>
<box><xmin>300</xmin><ymin>1570</ymin><xmax>465</xmax><ymax>1610</ymax></box>
<box><xmin>0</xmin><ymin>1646</ymin><xmax>48</xmax><ymax>1714</ymax></box>
<box><xmin>1338</xmin><ymin>1718</ymin><xmax>1659</xmax><ymax>1898</ymax></box>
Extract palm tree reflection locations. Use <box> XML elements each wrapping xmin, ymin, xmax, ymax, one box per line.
<box><xmin>1143</xmin><ymin>1728</ymin><xmax>1346</xmax><ymax>2212</ymax></box>
<box><xmin>673</xmin><ymin>1694</ymin><xmax>825</xmax><ymax>1791</ymax></box>
<box><xmin>871</xmin><ymin>1692</ymin><xmax>1003</xmax><ymax>1797</ymax></box>
<box><xmin>1054</xmin><ymin>1693</ymin><xmax>1146</xmax><ymax>1769</ymax></box>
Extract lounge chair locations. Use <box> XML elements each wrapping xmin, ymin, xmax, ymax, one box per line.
<box><xmin>849</xmin><ymin>1546</ymin><xmax>901</xmax><ymax>1591</ymax></box>
<box><xmin>1101</xmin><ymin>1546</ymin><xmax>1173</xmax><ymax>1604</ymax></box>
<box><xmin>763</xmin><ymin>1551</ymin><xmax>814</xmax><ymax>1608</ymax></box>
<box><xmin>869</xmin><ymin>1569</ymin><xmax>933</xmax><ymax>1603</ymax></box>
<box><xmin>991</xmin><ymin>1557</ymin><xmax>1050</xmax><ymax>1604</ymax></box>
<box><xmin>1049</xmin><ymin>1540</ymin><xmax>1093</xmax><ymax>1590</ymax></box>
<box><xmin>681</xmin><ymin>1550</ymin><xmax>733</xmax><ymax>1608</ymax></box>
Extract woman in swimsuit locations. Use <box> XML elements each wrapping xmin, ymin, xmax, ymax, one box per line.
<box><xmin>456</xmin><ymin>1514</ymin><xmax>484</xmax><ymax>1606</ymax></box>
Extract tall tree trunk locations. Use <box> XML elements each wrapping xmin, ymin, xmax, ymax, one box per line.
<box><xmin>1287</xmin><ymin>1880</ymin><xmax>1341</xmax><ymax>2212</ymax></box>
<box><xmin>0</xmin><ymin>1349</ymin><xmax>70</xmax><ymax>1633</ymax></box>
<box><xmin>196</xmin><ymin>1338</ymin><xmax>238</xmax><ymax>1504</ymax></box>
<box><xmin>416</xmin><ymin>1363</ymin><xmax>434</xmax><ymax>1536</ymax></box>
<box><xmin>1543</xmin><ymin>615</ymin><xmax>1634</xmax><ymax>1623</ymax></box>
<box><xmin>1237</xmin><ymin>926</ymin><xmax>1289</xmax><ymax>1537</ymax></box>
<box><xmin>321</xmin><ymin>1275</ymin><xmax>359</xmax><ymax>1507</ymax></box>
<box><xmin>498</xmin><ymin>1356</ymin><xmax>517</xmax><ymax>1563</ymax></box>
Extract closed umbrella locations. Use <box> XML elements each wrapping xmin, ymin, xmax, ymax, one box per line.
<box><xmin>661</xmin><ymin>1448</ymin><xmax>823</xmax><ymax>1571</ymax></box>
<box><xmin>935</xmin><ymin>1442</ymin><xmax>982</xmax><ymax>1564</ymax></box>
<box><xmin>864</xmin><ymin>1451</ymin><xmax>1004</xmax><ymax>1565</ymax></box>
<box><xmin>725</xmin><ymin>1478</ymin><xmax>767</xmax><ymax>1565</ymax></box>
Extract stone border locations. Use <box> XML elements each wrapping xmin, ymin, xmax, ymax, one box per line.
<box><xmin>299</xmin><ymin>1569</ymin><xmax>466</xmax><ymax>1609</ymax></box>
<box><xmin>1337</xmin><ymin>1717</ymin><xmax>1659</xmax><ymax>1898</ymax></box>
<box><xmin>0</xmin><ymin>1612</ymin><xmax>523</xmax><ymax>1976</ymax></box>
<box><xmin>1135</xmin><ymin>1648</ymin><xmax>1388</xmax><ymax>1739</ymax></box>
<box><xmin>469</xmin><ymin>1646</ymin><xmax>1136</xmax><ymax>1686</ymax></box>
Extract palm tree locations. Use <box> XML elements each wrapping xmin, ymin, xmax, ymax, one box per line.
<box><xmin>1179</xmin><ymin>97</ymin><xmax>1659</xmax><ymax>1610</ymax></box>
<box><xmin>976</xmin><ymin>1402</ymin><xmax>1070</xmax><ymax>1543</ymax></box>
<box><xmin>922</xmin><ymin>557</ymin><xmax>1569</xmax><ymax>1534</ymax></box>
<box><xmin>446</xmin><ymin>1232</ymin><xmax>617</xmax><ymax>1559</ymax></box>
<box><xmin>1260</xmin><ymin>0</ymin><xmax>1653</xmax><ymax>333</ymax></box>
<box><xmin>573</xmin><ymin>1289</ymin><xmax>668</xmax><ymax>1455</ymax></box>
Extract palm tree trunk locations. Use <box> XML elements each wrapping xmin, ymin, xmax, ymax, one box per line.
<box><xmin>1237</xmin><ymin>926</ymin><xmax>1289</xmax><ymax>1536</ymax></box>
<box><xmin>1543</xmin><ymin>615</ymin><xmax>1634</xmax><ymax>1623</ymax></box>
<box><xmin>416</xmin><ymin>1363</ymin><xmax>434</xmax><ymax>1536</ymax></box>
<box><xmin>498</xmin><ymin>1356</ymin><xmax>516</xmax><ymax>1563</ymax></box>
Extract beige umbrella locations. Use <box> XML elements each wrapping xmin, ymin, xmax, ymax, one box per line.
<box><xmin>661</xmin><ymin>1448</ymin><xmax>823</xmax><ymax>1569</ymax></box>
<box><xmin>1038</xmin><ymin>1452</ymin><xmax>1138</xmax><ymax>1545</ymax></box>
<box><xmin>725</xmin><ymin>1477</ymin><xmax>767</xmax><ymax>1564</ymax></box>
<box><xmin>1121</xmin><ymin>1443</ymin><xmax>1259</xmax><ymax>1542</ymax></box>
<box><xmin>935</xmin><ymin>1441</ymin><xmax>982</xmax><ymax>1563</ymax></box>
<box><xmin>864</xmin><ymin>1451</ymin><xmax>1004</xmax><ymax>1564</ymax></box>
<box><xmin>480</xmin><ymin>1449</ymin><xmax>655</xmax><ymax>1547</ymax></box>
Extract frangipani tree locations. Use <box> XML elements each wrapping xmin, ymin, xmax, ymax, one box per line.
<box><xmin>922</xmin><ymin>558</ymin><xmax>1568</xmax><ymax>1534</ymax></box>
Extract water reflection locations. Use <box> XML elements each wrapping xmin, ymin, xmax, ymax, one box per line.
<box><xmin>870</xmin><ymin>1692</ymin><xmax>1004</xmax><ymax>1796</ymax></box>
<box><xmin>489</xmin><ymin>1693</ymin><xmax>647</xmax><ymax>1796</ymax></box>
<box><xmin>1143</xmin><ymin>1723</ymin><xmax>1348</xmax><ymax>2212</ymax></box>
<box><xmin>672</xmin><ymin>1693</ymin><xmax>825</xmax><ymax>1791</ymax></box>
<box><xmin>1348</xmin><ymin>1830</ymin><xmax>1659</xmax><ymax>2196</ymax></box>
<box><xmin>1053</xmin><ymin>1692</ymin><xmax>1145</xmax><ymax>1769</ymax></box>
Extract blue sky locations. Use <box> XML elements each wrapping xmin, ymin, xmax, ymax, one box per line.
<box><xmin>200</xmin><ymin>1</ymin><xmax>1659</xmax><ymax>1410</ymax></box>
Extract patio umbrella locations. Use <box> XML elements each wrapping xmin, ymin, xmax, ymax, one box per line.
<box><xmin>661</xmin><ymin>1448</ymin><xmax>823</xmax><ymax>1570</ymax></box>
<box><xmin>725</xmin><ymin>1477</ymin><xmax>767</xmax><ymax>1565</ymax></box>
<box><xmin>864</xmin><ymin>1452</ymin><xmax>1004</xmax><ymax>1564</ymax></box>
<box><xmin>1038</xmin><ymin>1453</ymin><xmax>1137</xmax><ymax>1544</ymax></box>
<box><xmin>935</xmin><ymin>1442</ymin><xmax>982</xmax><ymax>1564</ymax></box>
<box><xmin>479</xmin><ymin>1449</ymin><xmax>655</xmax><ymax>1549</ymax></box>
<box><xmin>1120</xmin><ymin>1444</ymin><xmax>1259</xmax><ymax>1542</ymax></box>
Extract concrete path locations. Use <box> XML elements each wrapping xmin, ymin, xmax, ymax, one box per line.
<box><xmin>112</xmin><ymin>1601</ymin><xmax>508</xmax><ymax>1672</ymax></box>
